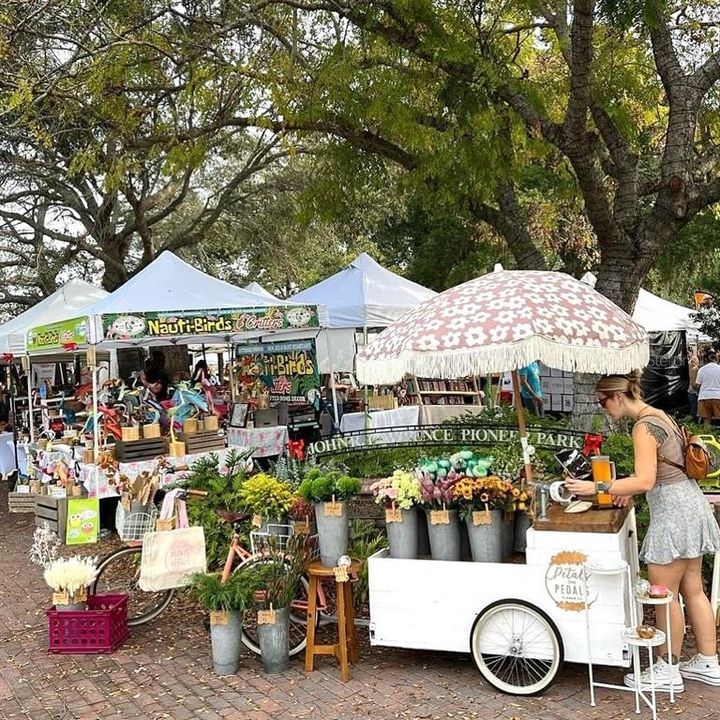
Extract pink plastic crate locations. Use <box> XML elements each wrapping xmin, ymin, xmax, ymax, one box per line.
<box><xmin>47</xmin><ymin>594</ymin><xmax>129</xmax><ymax>654</ymax></box>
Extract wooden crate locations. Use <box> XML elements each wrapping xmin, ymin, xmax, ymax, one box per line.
<box><xmin>8</xmin><ymin>492</ymin><xmax>38</xmax><ymax>513</ymax></box>
<box><xmin>179</xmin><ymin>430</ymin><xmax>226</xmax><ymax>454</ymax></box>
<box><xmin>113</xmin><ymin>437</ymin><xmax>166</xmax><ymax>463</ymax></box>
<box><xmin>35</xmin><ymin>495</ymin><xmax>68</xmax><ymax>543</ymax></box>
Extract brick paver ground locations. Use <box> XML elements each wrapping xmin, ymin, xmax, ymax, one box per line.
<box><xmin>2</xmin><ymin>487</ymin><xmax>718</xmax><ymax>720</ymax></box>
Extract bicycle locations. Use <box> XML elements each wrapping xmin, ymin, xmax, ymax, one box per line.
<box><xmin>93</xmin><ymin>494</ymin><xmax>347</xmax><ymax>656</ymax></box>
<box><xmin>92</xmin><ymin>486</ymin><xmax>206</xmax><ymax>626</ymax></box>
<box><xmin>217</xmin><ymin>510</ymin><xmax>333</xmax><ymax>657</ymax></box>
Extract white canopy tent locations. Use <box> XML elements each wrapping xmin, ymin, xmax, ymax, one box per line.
<box><xmin>581</xmin><ymin>272</ymin><xmax>702</xmax><ymax>337</ymax></box>
<box><xmin>0</xmin><ymin>280</ymin><xmax>108</xmax><ymax>355</ymax></box>
<box><xmin>62</xmin><ymin>251</ymin><xmax>330</xmax><ymax>348</ymax></box>
<box><xmin>290</xmin><ymin>253</ymin><xmax>437</xmax><ymax>374</ymax></box>
<box><xmin>633</xmin><ymin>288</ymin><xmax>705</xmax><ymax>338</ymax></box>
<box><xmin>243</xmin><ymin>281</ymin><xmax>277</xmax><ymax>299</ymax></box>
<box><xmin>291</xmin><ymin>252</ymin><xmax>437</xmax><ymax>328</ymax></box>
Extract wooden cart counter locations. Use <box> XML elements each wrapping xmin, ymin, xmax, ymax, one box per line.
<box><xmin>532</xmin><ymin>503</ymin><xmax>632</xmax><ymax>534</ymax></box>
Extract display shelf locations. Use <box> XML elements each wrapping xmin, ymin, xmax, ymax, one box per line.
<box><xmin>624</xmin><ymin>627</ymin><xmax>666</xmax><ymax>648</ymax></box>
<box><xmin>635</xmin><ymin>591</ymin><xmax>673</xmax><ymax>606</ymax></box>
<box><xmin>410</xmin><ymin>375</ymin><xmax>483</xmax><ymax>406</ymax></box>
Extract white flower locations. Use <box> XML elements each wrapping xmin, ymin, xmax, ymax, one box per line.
<box><xmin>44</xmin><ymin>556</ymin><xmax>99</xmax><ymax>595</ymax></box>
<box><xmin>490</xmin><ymin>326</ymin><xmax>509</xmax><ymax>342</ymax></box>
<box><xmin>464</xmin><ymin>327</ymin><xmax>487</xmax><ymax>346</ymax></box>
<box><xmin>417</xmin><ymin>335</ymin><xmax>440</xmax><ymax>351</ymax></box>
<box><xmin>441</xmin><ymin>331</ymin><xmax>461</xmax><ymax>348</ymax></box>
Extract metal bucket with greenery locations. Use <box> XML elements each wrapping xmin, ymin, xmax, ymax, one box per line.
<box><xmin>192</xmin><ymin>571</ymin><xmax>254</xmax><ymax>675</ymax></box>
<box><xmin>298</xmin><ymin>469</ymin><xmax>362</xmax><ymax>567</ymax></box>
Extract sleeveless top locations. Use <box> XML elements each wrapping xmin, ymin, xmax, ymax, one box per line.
<box><xmin>635</xmin><ymin>413</ymin><xmax>688</xmax><ymax>485</ymax></box>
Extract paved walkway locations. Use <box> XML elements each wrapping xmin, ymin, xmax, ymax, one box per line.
<box><xmin>1</xmin><ymin>488</ymin><xmax>718</xmax><ymax>720</ymax></box>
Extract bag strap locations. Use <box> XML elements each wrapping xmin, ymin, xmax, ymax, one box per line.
<box><xmin>636</xmin><ymin>411</ymin><xmax>686</xmax><ymax>471</ymax></box>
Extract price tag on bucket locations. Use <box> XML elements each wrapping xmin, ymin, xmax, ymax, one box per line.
<box><xmin>472</xmin><ymin>509</ymin><xmax>492</xmax><ymax>526</ymax></box>
<box><xmin>385</xmin><ymin>507</ymin><xmax>402</xmax><ymax>523</ymax></box>
<box><xmin>324</xmin><ymin>502</ymin><xmax>343</xmax><ymax>517</ymax></box>
<box><xmin>210</xmin><ymin>610</ymin><xmax>229</xmax><ymax>626</ymax></box>
<box><xmin>293</xmin><ymin>520</ymin><xmax>310</xmax><ymax>535</ymax></box>
<box><xmin>430</xmin><ymin>510</ymin><xmax>449</xmax><ymax>525</ymax></box>
<box><xmin>52</xmin><ymin>591</ymin><xmax>70</xmax><ymax>606</ymax></box>
<box><xmin>257</xmin><ymin>609</ymin><xmax>276</xmax><ymax>625</ymax></box>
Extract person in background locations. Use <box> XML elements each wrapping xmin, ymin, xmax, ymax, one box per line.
<box><xmin>191</xmin><ymin>359</ymin><xmax>215</xmax><ymax>386</ymax></box>
<box><xmin>687</xmin><ymin>349</ymin><xmax>699</xmax><ymax>421</ymax></box>
<box><xmin>322</xmin><ymin>373</ymin><xmax>350</xmax><ymax>432</ymax></box>
<box><xmin>565</xmin><ymin>371</ymin><xmax>720</xmax><ymax>692</ymax></box>
<box><xmin>518</xmin><ymin>361</ymin><xmax>544</xmax><ymax>416</ymax></box>
<box><xmin>695</xmin><ymin>350</ymin><xmax>720</xmax><ymax>426</ymax></box>
<box><xmin>141</xmin><ymin>350</ymin><xmax>170</xmax><ymax>401</ymax></box>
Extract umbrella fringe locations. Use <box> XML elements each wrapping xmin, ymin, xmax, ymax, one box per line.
<box><xmin>356</xmin><ymin>338</ymin><xmax>649</xmax><ymax>385</ymax></box>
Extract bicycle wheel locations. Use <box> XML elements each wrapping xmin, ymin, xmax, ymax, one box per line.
<box><xmin>470</xmin><ymin>599</ymin><xmax>563</xmax><ymax>696</ymax></box>
<box><xmin>235</xmin><ymin>555</ymin><xmax>316</xmax><ymax>657</ymax></box>
<box><xmin>93</xmin><ymin>546</ymin><xmax>175</xmax><ymax>627</ymax></box>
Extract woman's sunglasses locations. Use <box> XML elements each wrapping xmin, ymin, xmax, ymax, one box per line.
<box><xmin>597</xmin><ymin>395</ymin><xmax>612</xmax><ymax>409</ymax></box>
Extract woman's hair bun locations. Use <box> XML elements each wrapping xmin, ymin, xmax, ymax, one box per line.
<box><xmin>626</xmin><ymin>369</ymin><xmax>642</xmax><ymax>385</ymax></box>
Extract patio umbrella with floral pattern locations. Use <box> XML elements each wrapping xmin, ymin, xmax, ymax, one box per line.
<box><xmin>356</xmin><ymin>269</ymin><xmax>649</xmax><ymax>480</ymax></box>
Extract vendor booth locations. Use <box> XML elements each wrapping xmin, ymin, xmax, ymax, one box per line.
<box><xmin>0</xmin><ymin>280</ymin><xmax>110</xmax><ymax>471</ymax></box>
<box><xmin>292</xmin><ymin>253</ymin><xmax>443</xmax><ymax>428</ymax></box>
<box><xmin>22</xmin><ymin>251</ymin><xmax>326</xmax><ymax>500</ymax></box>
<box><xmin>582</xmin><ymin>273</ymin><xmax>704</xmax><ymax>412</ymax></box>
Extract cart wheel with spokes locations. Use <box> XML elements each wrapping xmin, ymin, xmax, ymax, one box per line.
<box><xmin>470</xmin><ymin>599</ymin><xmax>563</xmax><ymax>696</ymax></box>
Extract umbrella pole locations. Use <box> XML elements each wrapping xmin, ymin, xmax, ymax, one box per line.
<box><xmin>512</xmin><ymin>370</ymin><xmax>533</xmax><ymax>485</ymax></box>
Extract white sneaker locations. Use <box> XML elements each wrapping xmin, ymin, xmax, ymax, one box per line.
<box><xmin>624</xmin><ymin>657</ymin><xmax>684</xmax><ymax>693</ymax></box>
<box><xmin>679</xmin><ymin>655</ymin><xmax>720</xmax><ymax>686</ymax></box>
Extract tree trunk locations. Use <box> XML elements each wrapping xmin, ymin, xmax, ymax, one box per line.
<box><xmin>571</xmin><ymin>248</ymin><xmax>650</xmax><ymax>429</ymax></box>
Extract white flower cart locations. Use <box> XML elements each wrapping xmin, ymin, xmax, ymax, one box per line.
<box><xmin>368</xmin><ymin>505</ymin><xmax>641</xmax><ymax>696</ymax></box>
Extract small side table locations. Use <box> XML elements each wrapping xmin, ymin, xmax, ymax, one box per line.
<box><xmin>623</xmin><ymin>627</ymin><xmax>667</xmax><ymax>720</ymax></box>
<box><xmin>635</xmin><ymin>591</ymin><xmax>675</xmax><ymax>705</ymax></box>
<box><xmin>304</xmin><ymin>560</ymin><xmax>360</xmax><ymax>682</ymax></box>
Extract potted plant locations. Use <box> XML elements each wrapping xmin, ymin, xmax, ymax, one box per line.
<box><xmin>287</xmin><ymin>495</ymin><xmax>316</xmax><ymax>536</ymax></box>
<box><xmin>453</xmin><ymin>476</ymin><xmax>513</xmax><ymax>562</ymax></box>
<box><xmin>245</xmin><ymin>534</ymin><xmax>316</xmax><ymax>674</ymax></box>
<box><xmin>192</xmin><ymin>571</ymin><xmax>254</xmax><ymax>675</ymax></box>
<box><xmin>370</xmin><ymin>470</ymin><xmax>422</xmax><ymax>559</ymax></box>
<box><xmin>239</xmin><ymin>473</ymin><xmax>294</xmax><ymax>535</ymax></box>
<box><xmin>298</xmin><ymin>468</ymin><xmax>361</xmax><ymax>567</ymax></box>
<box><xmin>417</xmin><ymin>466</ymin><xmax>461</xmax><ymax>561</ymax></box>
<box><xmin>43</xmin><ymin>555</ymin><xmax>98</xmax><ymax>611</ymax></box>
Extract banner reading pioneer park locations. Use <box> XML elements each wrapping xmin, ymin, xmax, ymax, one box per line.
<box><xmin>101</xmin><ymin>306</ymin><xmax>319</xmax><ymax>341</ymax></box>
<box><xmin>236</xmin><ymin>340</ymin><xmax>320</xmax><ymax>403</ymax></box>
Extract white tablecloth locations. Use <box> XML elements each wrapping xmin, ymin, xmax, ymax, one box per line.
<box><xmin>0</xmin><ymin>432</ymin><xmax>16</xmax><ymax>474</ymax></box>
<box><xmin>418</xmin><ymin>405</ymin><xmax>483</xmax><ymax>425</ymax></box>
<box><xmin>226</xmin><ymin>426</ymin><xmax>289</xmax><ymax>457</ymax></box>
<box><xmin>340</xmin><ymin>406</ymin><xmax>420</xmax><ymax>445</ymax></box>
<box><xmin>79</xmin><ymin>447</ymin><xmax>237</xmax><ymax>499</ymax></box>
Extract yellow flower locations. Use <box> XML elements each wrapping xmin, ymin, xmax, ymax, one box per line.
<box><xmin>518</xmin><ymin>502</ymin><xmax>526</xmax><ymax>511</ymax></box>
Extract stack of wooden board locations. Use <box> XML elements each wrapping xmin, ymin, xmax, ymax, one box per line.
<box><xmin>8</xmin><ymin>491</ymin><xmax>37</xmax><ymax>513</ymax></box>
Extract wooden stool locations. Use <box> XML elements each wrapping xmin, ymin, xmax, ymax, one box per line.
<box><xmin>304</xmin><ymin>560</ymin><xmax>360</xmax><ymax>682</ymax></box>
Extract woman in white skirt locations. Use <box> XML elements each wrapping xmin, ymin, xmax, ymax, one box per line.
<box><xmin>565</xmin><ymin>371</ymin><xmax>720</xmax><ymax>692</ymax></box>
